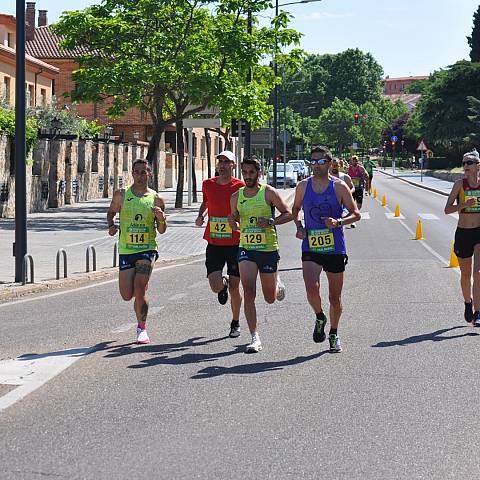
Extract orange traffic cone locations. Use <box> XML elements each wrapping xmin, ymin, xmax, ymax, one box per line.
<box><xmin>449</xmin><ymin>242</ymin><xmax>459</xmax><ymax>267</ymax></box>
<box><xmin>373</xmin><ymin>188</ymin><xmax>377</xmax><ymax>199</ymax></box>
<box><xmin>414</xmin><ymin>220</ymin><xmax>424</xmax><ymax>240</ymax></box>
<box><xmin>394</xmin><ymin>203</ymin><xmax>401</xmax><ymax>217</ymax></box>
<box><xmin>381</xmin><ymin>194</ymin><xmax>387</xmax><ymax>207</ymax></box>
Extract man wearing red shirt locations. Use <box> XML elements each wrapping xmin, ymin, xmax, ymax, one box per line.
<box><xmin>195</xmin><ymin>150</ymin><xmax>245</xmax><ymax>337</ymax></box>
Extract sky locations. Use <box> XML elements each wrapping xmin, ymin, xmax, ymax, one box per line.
<box><xmin>4</xmin><ymin>0</ymin><xmax>479</xmax><ymax>77</ymax></box>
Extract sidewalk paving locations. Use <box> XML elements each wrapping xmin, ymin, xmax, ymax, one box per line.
<box><xmin>0</xmin><ymin>185</ymin><xmax>296</xmax><ymax>300</ymax></box>
<box><xmin>376</xmin><ymin>167</ymin><xmax>454</xmax><ymax>195</ymax></box>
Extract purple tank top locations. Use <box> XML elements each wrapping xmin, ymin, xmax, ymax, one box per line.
<box><xmin>302</xmin><ymin>178</ymin><xmax>346</xmax><ymax>254</ymax></box>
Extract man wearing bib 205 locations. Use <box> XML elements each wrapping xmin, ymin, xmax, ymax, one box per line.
<box><xmin>229</xmin><ymin>157</ymin><xmax>292</xmax><ymax>353</ymax></box>
<box><xmin>195</xmin><ymin>150</ymin><xmax>245</xmax><ymax>338</ymax></box>
<box><xmin>445</xmin><ymin>150</ymin><xmax>480</xmax><ymax>326</ymax></box>
<box><xmin>293</xmin><ymin>146</ymin><xmax>360</xmax><ymax>353</ymax></box>
<box><xmin>107</xmin><ymin>159</ymin><xmax>167</xmax><ymax>344</ymax></box>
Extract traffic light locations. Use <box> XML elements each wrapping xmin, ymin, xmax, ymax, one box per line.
<box><xmin>353</xmin><ymin>112</ymin><xmax>360</xmax><ymax>125</ymax></box>
<box><xmin>231</xmin><ymin>118</ymin><xmax>246</xmax><ymax>138</ymax></box>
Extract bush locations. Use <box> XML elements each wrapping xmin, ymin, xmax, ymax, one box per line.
<box><xmin>0</xmin><ymin>106</ymin><xmax>38</xmax><ymax>153</ymax></box>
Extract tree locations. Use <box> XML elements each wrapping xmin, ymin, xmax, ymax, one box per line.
<box><xmin>283</xmin><ymin>49</ymin><xmax>384</xmax><ymax>115</ymax></box>
<box><xmin>466</xmin><ymin>95</ymin><xmax>480</xmax><ymax>144</ymax></box>
<box><xmin>468</xmin><ymin>5</ymin><xmax>480</xmax><ymax>62</ymax></box>
<box><xmin>407</xmin><ymin>61</ymin><xmax>480</xmax><ymax>155</ymax></box>
<box><xmin>54</xmin><ymin>0</ymin><xmax>302</xmax><ymax>206</ymax></box>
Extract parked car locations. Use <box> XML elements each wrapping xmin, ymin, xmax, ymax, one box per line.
<box><xmin>288</xmin><ymin>160</ymin><xmax>308</xmax><ymax>180</ymax></box>
<box><xmin>267</xmin><ymin>163</ymin><xmax>298</xmax><ymax>187</ymax></box>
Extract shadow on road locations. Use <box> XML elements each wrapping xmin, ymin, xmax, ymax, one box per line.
<box><xmin>371</xmin><ymin>326</ymin><xmax>479</xmax><ymax>348</ymax></box>
<box><xmin>191</xmin><ymin>350</ymin><xmax>328</xmax><ymax>379</ymax></box>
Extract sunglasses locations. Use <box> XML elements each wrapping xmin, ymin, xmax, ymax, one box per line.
<box><xmin>310</xmin><ymin>159</ymin><xmax>330</xmax><ymax>165</ymax></box>
<box><xmin>463</xmin><ymin>160</ymin><xmax>479</xmax><ymax>166</ymax></box>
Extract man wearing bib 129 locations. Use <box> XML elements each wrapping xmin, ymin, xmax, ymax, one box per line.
<box><xmin>293</xmin><ymin>146</ymin><xmax>360</xmax><ymax>353</ymax></box>
<box><xmin>107</xmin><ymin>159</ymin><xmax>167</xmax><ymax>344</ymax></box>
<box><xmin>229</xmin><ymin>157</ymin><xmax>292</xmax><ymax>353</ymax></box>
<box><xmin>195</xmin><ymin>150</ymin><xmax>245</xmax><ymax>338</ymax></box>
<box><xmin>445</xmin><ymin>150</ymin><xmax>480</xmax><ymax>326</ymax></box>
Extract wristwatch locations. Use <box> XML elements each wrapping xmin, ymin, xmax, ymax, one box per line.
<box><xmin>268</xmin><ymin>218</ymin><xmax>275</xmax><ymax>226</ymax></box>
<box><xmin>336</xmin><ymin>218</ymin><xmax>343</xmax><ymax>227</ymax></box>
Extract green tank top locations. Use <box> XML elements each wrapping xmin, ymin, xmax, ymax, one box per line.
<box><xmin>238</xmin><ymin>185</ymin><xmax>278</xmax><ymax>251</ymax></box>
<box><xmin>118</xmin><ymin>187</ymin><xmax>158</xmax><ymax>254</ymax></box>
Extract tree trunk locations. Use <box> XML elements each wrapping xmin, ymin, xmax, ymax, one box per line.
<box><xmin>146</xmin><ymin>121</ymin><xmax>166</xmax><ymax>191</ymax></box>
<box><xmin>182</xmin><ymin>128</ymin><xmax>198</xmax><ymax>203</ymax></box>
<box><xmin>175</xmin><ymin>119</ymin><xmax>185</xmax><ymax>208</ymax></box>
<box><xmin>205</xmin><ymin>128</ymin><xmax>212</xmax><ymax>178</ymax></box>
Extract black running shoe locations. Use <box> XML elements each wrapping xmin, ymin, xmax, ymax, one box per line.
<box><xmin>465</xmin><ymin>301</ymin><xmax>474</xmax><ymax>323</ymax></box>
<box><xmin>474</xmin><ymin>311</ymin><xmax>480</xmax><ymax>327</ymax></box>
<box><xmin>218</xmin><ymin>276</ymin><xmax>228</xmax><ymax>305</ymax></box>
<box><xmin>313</xmin><ymin>312</ymin><xmax>327</xmax><ymax>343</ymax></box>
<box><xmin>229</xmin><ymin>320</ymin><xmax>240</xmax><ymax>338</ymax></box>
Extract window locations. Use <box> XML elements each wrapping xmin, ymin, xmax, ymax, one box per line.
<box><xmin>27</xmin><ymin>84</ymin><xmax>34</xmax><ymax>107</ymax></box>
<box><xmin>3</xmin><ymin>77</ymin><xmax>11</xmax><ymax>105</ymax></box>
<box><xmin>7</xmin><ymin>32</ymin><xmax>14</xmax><ymax>48</ymax></box>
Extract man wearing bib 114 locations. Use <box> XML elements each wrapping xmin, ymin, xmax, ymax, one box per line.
<box><xmin>445</xmin><ymin>150</ymin><xmax>480</xmax><ymax>326</ymax></box>
<box><xmin>107</xmin><ymin>159</ymin><xmax>167</xmax><ymax>344</ymax></box>
<box><xmin>229</xmin><ymin>157</ymin><xmax>292</xmax><ymax>353</ymax></box>
<box><xmin>293</xmin><ymin>146</ymin><xmax>360</xmax><ymax>353</ymax></box>
<box><xmin>195</xmin><ymin>150</ymin><xmax>245</xmax><ymax>338</ymax></box>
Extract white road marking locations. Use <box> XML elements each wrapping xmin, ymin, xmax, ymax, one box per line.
<box><xmin>66</xmin><ymin>236</ymin><xmax>111</xmax><ymax>247</ymax></box>
<box><xmin>360</xmin><ymin>212</ymin><xmax>370</xmax><ymax>220</ymax></box>
<box><xmin>111</xmin><ymin>322</ymin><xmax>136</xmax><ymax>333</ymax></box>
<box><xmin>385</xmin><ymin>213</ymin><xmax>406</xmax><ymax>219</ymax></box>
<box><xmin>0</xmin><ymin>259</ymin><xmax>203</xmax><ymax>309</ymax></box>
<box><xmin>418</xmin><ymin>213</ymin><xmax>439</xmax><ymax>220</ymax></box>
<box><xmin>168</xmin><ymin>293</ymin><xmax>186</xmax><ymax>301</ymax></box>
<box><xmin>0</xmin><ymin>347</ymin><xmax>93</xmax><ymax>412</ymax></box>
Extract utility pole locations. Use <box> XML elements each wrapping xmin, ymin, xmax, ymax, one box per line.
<box><xmin>15</xmin><ymin>0</ymin><xmax>27</xmax><ymax>282</ymax></box>
<box><xmin>244</xmin><ymin>11</ymin><xmax>252</xmax><ymax>159</ymax></box>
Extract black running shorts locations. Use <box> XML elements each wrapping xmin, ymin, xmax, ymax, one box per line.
<box><xmin>353</xmin><ymin>188</ymin><xmax>364</xmax><ymax>204</ymax></box>
<box><xmin>237</xmin><ymin>248</ymin><xmax>280</xmax><ymax>273</ymax></box>
<box><xmin>302</xmin><ymin>251</ymin><xmax>348</xmax><ymax>273</ymax></box>
<box><xmin>454</xmin><ymin>227</ymin><xmax>480</xmax><ymax>258</ymax></box>
<box><xmin>205</xmin><ymin>244</ymin><xmax>240</xmax><ymax>277</ymax></box>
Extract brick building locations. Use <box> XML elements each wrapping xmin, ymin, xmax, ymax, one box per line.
<box><xmin>383</xmin><ymin>75</ymin><xmax>428</xmax><ymax>111</ymax></box>
<box><xmin>0</xmin><ymin>12</ymin><xmax>57</xmax><ymax>107</ymax></box>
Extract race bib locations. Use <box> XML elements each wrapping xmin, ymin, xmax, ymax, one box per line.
<box><xmin>127</xmin><ymin>225</ymin><xmax>149</xmax><ymax>249</ymax></box>
<box><xmin>464</xmin><ymin>190</ymin><xmax>480</xmax><ymax>212</ymax></box>
<box><xmin>210</xmin><ymin>217</ymin><xmax>232</xmax><ymax>238</ymax></box>
<box><xmin>352</xmin><ymin>178</ymin><xmax>362</xmax><ymax>188</ymax></box>
<box><xmin>241</xmin><ymin>227</ymin><xmax>267</xmax><ymax>250</ymax></box>
<box><xmin>308</xmin><ymin>229</ymin><xmax>335</xmax><ymax>253</ymax></box>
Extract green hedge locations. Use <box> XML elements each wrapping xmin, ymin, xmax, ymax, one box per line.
<box><xmin>0</xmin><ymin>107</ymin><xmax>38</xmax><ymax>153</ymax></box>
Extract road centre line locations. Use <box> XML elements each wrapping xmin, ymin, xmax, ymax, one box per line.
<box><xmin>0</xmin><ymin>259</ymin><xmax>203</xmax><ymax>309</ymax></box>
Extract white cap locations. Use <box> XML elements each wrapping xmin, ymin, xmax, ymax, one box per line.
<box><xmin>216</xmin><ymin>150</ymin><xmax>236</xmax><ymax>162</ymax></box>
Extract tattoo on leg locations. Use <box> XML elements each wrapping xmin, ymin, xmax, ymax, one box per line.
<box><xmin>140</xmin><ymin>301</ymin><xmax>149</xmax><ymax>323</ymax></box>
<box><xmin>135</xmin><ymin>262</ymin><xmax>153</xmax><ymax>276</ymax></box>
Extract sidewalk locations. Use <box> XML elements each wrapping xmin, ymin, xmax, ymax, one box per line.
<box><xmin>376</xmin><ymin>167</ymin><xmax>454</xmax><ymax>195</ymax></box>
<box><xmin>0</xmin><ymin>186</ymin><xmax>296</xmax><ymax>301</ymax></box>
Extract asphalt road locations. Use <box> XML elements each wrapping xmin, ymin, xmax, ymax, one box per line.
<box><xmin>1</xmin><ymin>180</ymin><xmax>479</xmax><ymax>480</ymax></box>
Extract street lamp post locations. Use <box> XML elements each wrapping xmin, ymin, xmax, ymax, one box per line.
<box><xmin>271</xmin><ymin>0</ymin><xmax>323</xmax><ymax>188</ymax></box>
<box><xmin>14</xmin><ymin>0</ymin><xmax>27</xmax><ymax>283</ymax></box>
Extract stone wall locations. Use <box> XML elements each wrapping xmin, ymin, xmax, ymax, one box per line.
<box><xmin>0</xmin><ymin>135</ymin><xmax>149</xmax><ymax>218</ymax></box>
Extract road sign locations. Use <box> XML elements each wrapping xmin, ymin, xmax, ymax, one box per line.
<box><xmin>251</xmin><ymin>128</ymin><xmax>272</xmax><ymax>147</ymax></box>
<box><xmin>183</xmin><ymin>118</ymin><xmax>221</xmax><ymax>128</ymax></box>
<box><xmin>390</xmin><ymin>135</ymin><xmax>398</xmax><ymax>142</ymax></box>
<box><xmin>416</xmin><ymin>140</ymin><xmax>428</xmax><ymax>151</ymax></box>
<box><xmin>352</xmin><ymin>142</ymin><xmax>358</xmax><ymax>150</ymax></box>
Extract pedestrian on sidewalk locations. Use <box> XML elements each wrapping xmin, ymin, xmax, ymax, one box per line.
<box><xmin>444</xmin><ymin>149</ymin><xmax>480</xmax><ymax>326</ymax></box>
<box><xmin>107</xmin><ymin>158</ymin><xmax>167</xmax><ymax>344</ymax></box>
<box><xmin>228</xmin><ymin>157</ymin><xmax>292</xmax><ymax>353</ymax></box>
<box><xmin>293</xmin><ymin>145</ymin><xmax>360</xmax><ymax>353</ymax></box>
<box><xmin>195</xmin><ymin>150</ymin><xmax>245</xmax><ymax>338</ymax></box>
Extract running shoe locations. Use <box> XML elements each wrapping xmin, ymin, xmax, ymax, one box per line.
<box><xmin>474</xmin><ymin>311</ymin><xmax>480</xmax><ymax>328</ymax></box>
<box><xmin>329</xmin><ymin>334</ymin><xmax>342</xmax><ymax>353</ymax></box>
<box><xmin>218</xmin><ymin>276</ymin><xmax>229</xmax><ymax>305</ymax></box>
<box><xmin>465</xmin><ymin>301</ymin><xmax>474</xmax><ymax>323</ymax></box>
<box><xmin>350</xmin><ymin>223</ymin><xmax>356</xmax><ymax>229</ymax></box>
<box><xmin>276</xmin><ymin>277</ymin><xmax>286</xmax><ymax>301</ymax></box>
<box><xmin>313</xmin><ymin>312</ymin><xmax>327</xmax><ymax>343</ymax></box>
<box><xmin>246</xmin><ymin>334</ymin><xmax>262</xmax><ymax>353</ymax></box>
<box><xmin>229</xmin><ymin>320</ymin><xmax>241</xmax><ymax>338</ymax></box>
<box><xmin>136</xmin><ymin>328</ymin><xmax>150</xmax><ymax>344</ymax></box>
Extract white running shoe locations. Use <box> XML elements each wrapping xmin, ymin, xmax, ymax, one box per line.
<box><xmin>246</xmin><ymin>334</ymin><xmax>262</xmax><ymax>353</ymax></box>
<box><xmin>136</xmin><ymin>328</ymin><xmax>150</xmax><ymax>344</ymax></box>
<box><xmin>276</xmin><ymin>277</ymin><xmax>286</xmax><ymax>301</ymax></box>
